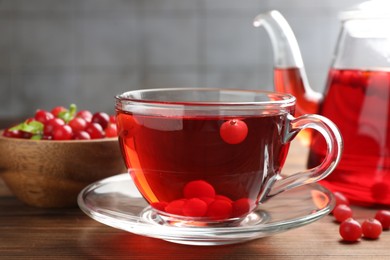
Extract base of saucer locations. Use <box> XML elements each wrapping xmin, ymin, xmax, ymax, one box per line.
<box><xmin>78</xmin><ymin>173</ymin><xmax>335</xmax><ymax>246</ymax></box>
<box><xmin>140</xmin><ymin>206</ymin><xmax>269</xmax><ymax>228</ymax></box>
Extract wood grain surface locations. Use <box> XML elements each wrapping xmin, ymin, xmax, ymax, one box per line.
<box><xmin>1</xmin><ymin>137</ymin><xmax>390</xmax><ymax>259</ymax></box>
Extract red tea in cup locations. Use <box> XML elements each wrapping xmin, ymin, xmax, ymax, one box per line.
<box><xmin>117</xmin><ymin>112</ymin><xmax>289</xmax><ymax>219</ymax></box>
<box><xmin>116</xmin><ymin>88</ymin><xmax>342</xmax><ymax>225</ymax></box>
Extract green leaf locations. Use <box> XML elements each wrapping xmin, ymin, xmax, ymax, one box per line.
<box><xmin>31</xmin><ymin>135</ymin><xmax>42</xmax><ymax>140</ymax></box>
<box><xmin>9</xmin><ymin>120</ymin><xmax>44</xmax><ymax>135</ymax></box>
<box><xmin>58</xmin><ymin>104</ymin><xmax>77</xmax><ymax>123</ymax></box>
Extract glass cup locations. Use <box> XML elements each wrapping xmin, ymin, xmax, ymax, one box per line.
<box><xmin>115</xmin><ymin>88</ymin><xmax>342</xmax><ymax>227</ymax></box>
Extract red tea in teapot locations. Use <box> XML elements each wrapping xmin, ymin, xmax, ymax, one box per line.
<box><xmin>255</xmin><ymin>9</ymin><xmax>390</xmax><ymax>206</ymax></box>
<box><xmin>274</xmin><ymin>67</ymin><xmax>320</xmax><ymax>117</ymax></box>
<box><xmin>274</xmin><ymin>67</ymin><xmax>319</xmax><ymax>145</ymax></box>
<box><xmin>308</xmin><ymin>69</ymin><xmax>390</xmax><ymax>206</ymax></box>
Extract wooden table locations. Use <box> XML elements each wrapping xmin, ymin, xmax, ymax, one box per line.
<box><xmin>1</xmin><ymin>137</ymin><xmax>390</xmax><ymax>259</ymax></box>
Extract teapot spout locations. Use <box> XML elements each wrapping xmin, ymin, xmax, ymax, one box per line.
<box><xmin>253</xmin><ymin>10</ymin><xmax>322</xmax><ymax>115</ymax></box>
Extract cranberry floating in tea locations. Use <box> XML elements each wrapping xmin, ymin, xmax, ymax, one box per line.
<box><xmin>254</xmin><ymin>0</ymin><xmax>390</xmax><ymax>206</ymax></box>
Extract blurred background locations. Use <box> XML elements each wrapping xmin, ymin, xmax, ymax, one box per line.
<box><xmin>0</xmin><ymin>0</ymin><xmax>363</xmax><ymax>119</ymax></box>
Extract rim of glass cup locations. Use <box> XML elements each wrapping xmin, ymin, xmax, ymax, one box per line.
<box><xmin>115</xmin><ymin>88</ymin><xmax>296</xmax><ymax>110</ymax></box>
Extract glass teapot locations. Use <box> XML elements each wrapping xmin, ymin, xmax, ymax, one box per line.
<box><xmin>254</xmin><ymin>0</ymin><xmax>390</xmax><ymax>206</ymax></box>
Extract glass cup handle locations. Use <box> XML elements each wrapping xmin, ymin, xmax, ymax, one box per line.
<box><xmin>267</xmin><ymin>114</ymin><xmax>343</xmax><ymax>199</ymax></box>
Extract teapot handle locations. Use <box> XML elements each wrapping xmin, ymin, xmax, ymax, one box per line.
<box><xmin>264</xmin><ymin>114</ymin><xmax>343</xmax><ymax>201</ymax></box>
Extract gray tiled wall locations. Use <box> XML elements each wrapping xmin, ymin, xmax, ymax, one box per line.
<box><xmin>0</xmin><ymin>0</ymin><xmax>363</xmax><ymax>118</ymax></box>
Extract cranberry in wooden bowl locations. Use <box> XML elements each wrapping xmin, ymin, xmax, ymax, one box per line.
<box><xmin>0</xmin><ymin>104</ymin><xmax>126</xmax><ymax>208</ymax></box>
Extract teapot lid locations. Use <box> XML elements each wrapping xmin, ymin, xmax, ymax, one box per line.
<box><xmin>340</xmin><ymin>0</ymin><xmax>390</xmax><ymax>20</ymax></box>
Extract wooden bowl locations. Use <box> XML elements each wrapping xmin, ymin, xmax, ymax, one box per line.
<box><xmin>0</xmin><ymin>132</ymin><xmax>126</xmax><ymax>208</ymax></box>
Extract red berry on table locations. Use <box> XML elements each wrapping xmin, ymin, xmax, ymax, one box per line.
<box><xmin>339</xmin><ymin>218</ymin><xmax>362</xmax><ymax>242</ymax></box>
<box><xmin>333</xmin><ymin>204</ymin><xmax>353</xmax><ymax>223</ymax></box>
<box><xmin>375</xmin><ymin>210</ymin><xmax>390</xmax><ymax>230</ymax></box>
<box><xmin>183</xmin><ymin>180</ymin><xmax>216</xmax><ymax>199</ymax></box>
<box><xmin>105</xmin><ymin>123</ymin><xmax>118</xmax><ymax>137</ymax></box>
<box><xmin>92</xmin><ymin>112</ymin><xmax>110</xmax><ymax>129</ymax></box>
<box><xmin>182</xmin><ymin>198</ymin><xmax>208</xmax><ymax>217</ymax></box>
<box><xmin>51</xmin><ymin>106</ymin><xmax>67</xmax><ymax>117</ymax></box>
<box><xmin>362</xmin><ymin>218</ymin><xmax>382</xmax><ymax>239</ymax></box>
<box><xmin>85</xmin><ymin>123</ymin><xmax>105</xmax><ymax>139</ymax></box>
<box><xmin>35</xmin><ymin>109</ymin><xmax>54</xmax><ymax>124</ymax></box>
<box><xmin>206</xmin><ymin>199</ymin><xmax>233</xmax><ymax>220</ymax></box>
<box><xmin>52</xmin><ymin>125</ymin><xmax>73</xmax><ymax>140</ymax></box>
<box><xmin>76</xmin><ymin>110</ymin><xmax>93</xmax><ymax>122</ymax></box>
<box><xmin>219</xmin><ymin>119</ymin><xmax>248</xmax><ymax>144</ymax></box>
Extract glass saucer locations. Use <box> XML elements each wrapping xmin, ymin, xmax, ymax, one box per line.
<box><xmin>78</xmin><ymin>173</ymin><xmax>335</xmax><ymax>246</ymax></box>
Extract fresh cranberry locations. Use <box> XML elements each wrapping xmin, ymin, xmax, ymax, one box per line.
<box><xmin>339</xmin><ymin>218</ymin><xmax>362</xmax><ymax>242</ymax></box>
<box><xmin>20</xmin><ymin>131</ymin><xmax>33</xmax><ymax>139</ymax></box>
<box><xmin>232</xmin><ymin>198</ymin><xmax>254</xmax><ymax>218</ymax></box>
<box><xmin>73</xmin><ymin>130</ymin><xmax>91</xmax><ymax>140</ymax></box>
<box><xmin>206</xmin><ymin>199</ymin><xmax>233</xmax><ymax>220</ymax></box>
<box><xmin>165</xmin><ymin>199</ymin><xmax>186</xmax><ymax>215</ymax></box>
<box><xmin>219</xmin><ymin>119</ymin><xmax>248</xmax><ymax>144</ymax></box>
<box><xmin>92</xmin><ymin>112</ymin><xmax>110</xmax><ymax>129</ymax></box>
<box><xmin>362</xmin><ymin>218</ymin><xmax>382</xmax><ymax>239</ymax></box>
<box><xmin>2</xmin><ymin>128</ymin><xmax>22</xmax><ymax>138</ymax></box>
<box><xmin>52</xmin><ymin>125</ymin><xmax>73</xmax><ymax>140</ymax></box>
<box><xmin>183</xmin><ymin>180</ymin><xmax>216</xmax><ymax>199</ymax></box>
<box><xmin>2</xmin><ymin>129</ymin><xmax>32</xmax><ymax>139</ymax></box>
<box><xmin>4</xmin><ymin>105</ymin><xmax>117</xmax><ymax>141</ymax></box>
<box><xmin>34</xmin><ymin>109</ymin><xmax>54</xmax><ymax>124</ymax></box>
<box><xmin>68</xmin><ymin>117</ymin><xmax>87</xmax><ymax>132</ymax></box>
<box><xmin>104</xmin><ymin>123</ymin><xmax>117</xmax><ymax>137</ymax></box>
<box><xmin>85</xmin><ymin>122</ymin><xmax>105</xmax><ymax>139</ymax></box>
<box><xmin>215</xmin><ymin>195</ymin><xmax>233</xmax><ymax>203</ymax></box>
<box><xmin>44</xmin><ymin>118</ymin><xmax>65</xmax><ymax>136</ymax></box>
<box><xmin>25</xmin><ymin>117</ymin><xmax>35</xmax><ymax>124</ymax></box>
<box><xmin>42</xmin><ymin>135</ymin><xmax>52</xmax><ymax>140</ymax></box>
<box><xmin>109</xmin><ymin>115</ymin><xmax>116</xmax><ymax>124</ymax></box>
<box><xmin>375</xmin><ymin>210</ymin><xmax>390</xmax><ymax>230</ymax></box>
<box><xmin>51</xmin><ymin>106</ymin><xmax>67</xmax><ymax>117</ymax></box>
<box><xmin>199</xmin><ymin>197</ymin><xmax>214</xmax><ymax>205</ymax></box>
<box><xmin>182</xmin><ymin>198</ymin><xmax>208</xmax><ymax>217</ymax></box>
<box><xmin>151</xmin><ymin>201</ymin><xmax>169</xmax><ymax>212</ymax></box>
<box><xmin>333</xmin><ymin>204</ymin><xmax>353</xmax><ymax>223</ymax></box>
<box><xmin>76</xmin><ymin>110</ymin><xmax>93</xmax><ymax>122</ymax></box>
